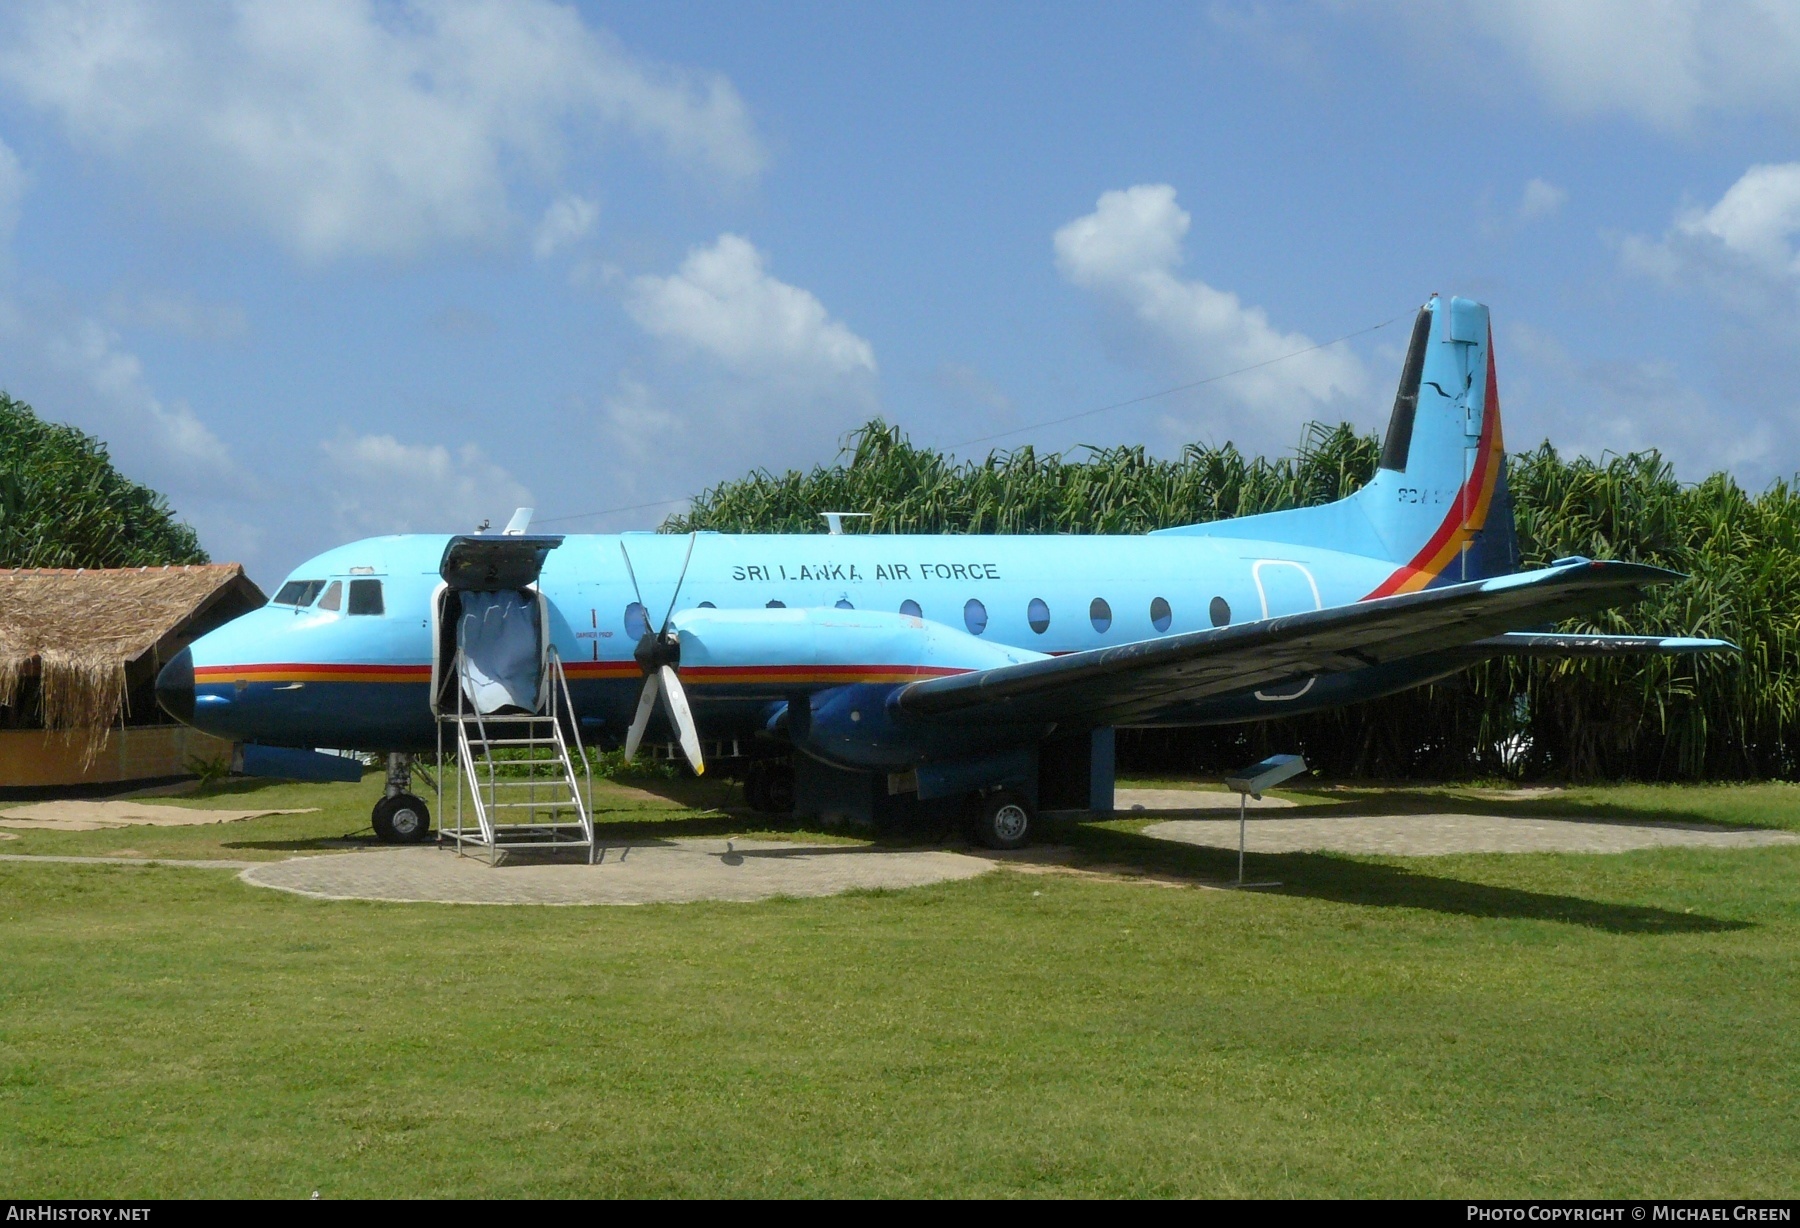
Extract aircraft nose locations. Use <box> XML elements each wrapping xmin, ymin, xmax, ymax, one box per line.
<box><xmin>156</xmin><ymin>647</ymin><xmax>195</xmax><ymax>724</ymax></box>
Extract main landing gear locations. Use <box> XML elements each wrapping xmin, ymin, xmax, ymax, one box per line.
<box><xmin>372</xmin><ymin>752</ymin><xmax>433</xmax><ymax>844</ymax></box>
<box><xmin>743</xmin><ymin>757</ymin><xmax>795</xmax><ymax>814</ymax></box>
<box><xmin>967</xmin><ymin>788</ymin><xmax>1034</xmax><ymax>850</ymax></box>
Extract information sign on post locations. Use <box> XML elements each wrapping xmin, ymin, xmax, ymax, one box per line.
<box><xmin>1222</xmin><ymin>753</ymin><xmax>1306</xmax><ymax>888</ymax></box>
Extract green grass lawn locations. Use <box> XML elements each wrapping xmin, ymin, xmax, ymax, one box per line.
<box><xmin>2</xmin><ymin>776</ymin><xmax>1797</xmax><ymax>1197</ymax></box>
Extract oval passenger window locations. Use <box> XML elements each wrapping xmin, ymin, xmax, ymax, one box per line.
<box><xmin>1089</xmin><ymin>598</ymin><xmax>1112</xmax><ymax>633</ymax></box>
<box><xmin>624</xmin><ymin>602</ymin><xmax>649</xmax><ymax>639</ymax></box>
<box><xmin>900</xmin><ymin>599</ymin><xmax>922</xmax><ymax>618</ymax></box>
<box><xmin>1150</xmin><ymin>596</ymin><xmax>1172</xmax><ymax>633</ymax></box>
<box><xmin>766</xmin><ymin>600</ymin><xmax>786</xmax><ymax>609</ymax></box>
<box><xmin>964</xmin><ymin>598</ymin><xmax>988</xmax><ymax>635</ymax></box>
<box><xmin>1210</xmin><ymin>596</ymin><xmax>1231</xmax><ymax>627</ymax></box>
<box><xmin>1028</xmin><ymin>597</ymin><xmax>1050</xmax><ymax>634</ymax></box>
<box><xmin>698</xmin><ymin>601</ymin><xmax>716</xmax><ymax>609</ymax></box>
<box><xmin>835</xmin><ymin>598</ymin><xmax>854</xmax><ymax>610</ymax></box>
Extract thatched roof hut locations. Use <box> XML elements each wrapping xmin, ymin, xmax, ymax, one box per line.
<box><xmin>0</xmin><ymin>565</ymin><xmax>265</xmax><ymax>761</ymax></box>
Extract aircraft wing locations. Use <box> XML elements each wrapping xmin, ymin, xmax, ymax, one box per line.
<box><xmin>892</xmin><ymin>560</ymin><xmax>1687</xmax><ymax>729</ymax></box>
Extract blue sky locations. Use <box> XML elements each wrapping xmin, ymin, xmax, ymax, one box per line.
<box><xmin>2</xmin><ymin>1</ymin><xmax>1798</xmax><ymax>587</ymax></box>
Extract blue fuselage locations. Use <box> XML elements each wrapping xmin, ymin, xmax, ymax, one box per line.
<box><xmin>174</xmin><ymin>525</ymin><xmax>1468</xmax><ymax>754</ymax></box>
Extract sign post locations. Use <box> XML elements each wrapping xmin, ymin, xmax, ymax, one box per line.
<box><xmin>1222</xmin><ymin>753</ymin><xmax>1306</xmax><ymax>888</ymax></box>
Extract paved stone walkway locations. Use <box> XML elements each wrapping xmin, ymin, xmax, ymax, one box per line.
<box><xmin>1145</xmin><ymin>813</ymin><xmax>1800</xmax><ymax>856</ymax></box>
<box><xmin>239</xmin><ymin>838</ymin><xmax>995</xmax><ymax>905</ymax></box>
<box><xmin>1114</xmin><ymin>789</ymin><xmax>1295</xmax><ymax>812</ymax></box>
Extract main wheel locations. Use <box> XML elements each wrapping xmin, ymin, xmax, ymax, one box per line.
<box><xmin>744</xmin><ymin>759</ymin><xmax>795</xmax><ymax>815</ymax></box>
<box><xmin>372</xmin><ymin>793</ymin><xmax>432</xmax><ymax>843</ymax></box>
<box><xmin>743</xmin><ymin>761</ymin><xmax>771</xmax><ymax>811</ymax></box>
<box><xmin>969</xmin><ymin>789</ymin><xmax>1033</xmax><ymax>850</ymax></box>
<box><xmin>762</xmin><ymin>760</ymin><xmax>795</xmax><ymax>814</ymax></box>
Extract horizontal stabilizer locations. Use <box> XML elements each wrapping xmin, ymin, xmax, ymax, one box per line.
<box><xmin>1470</xmin><ymin>632</ymin><xmax>1737</xmax><ymax>657</ymax></box>
<box><xmin>894</xmin><ymin>560</ymin><xmax>1685</xmax><ymax>729</ymax></box>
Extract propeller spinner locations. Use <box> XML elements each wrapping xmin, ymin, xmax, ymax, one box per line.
<box><xmin>619</xmin><ymin>534</ymin><xmax>705</xmax><ymax>775</ymax></box>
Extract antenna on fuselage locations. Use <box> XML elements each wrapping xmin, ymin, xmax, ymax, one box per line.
<box><xmin>821</xmin><ymin>512</ymin><xmax>870</xmax><ymax>535</ymax></box>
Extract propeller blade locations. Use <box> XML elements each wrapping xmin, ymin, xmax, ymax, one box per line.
<box><xmin>622</xmin><ymin>669</ymin><xmax>662</xmax><ymax>762</ymax></box>
<box><xmin>617</xmin><ymin>539</ymin><xmax>646</xmax><ymax>609</ymax></box>
<box><xmin>658</xmin><ymin>664</ymin><xmax>705</xmax><ymax>776</ymax></box>
<box><xmin>658</xmin><ymin>531</ymin><xmax>699</xmax><ymax>634</ymax></box>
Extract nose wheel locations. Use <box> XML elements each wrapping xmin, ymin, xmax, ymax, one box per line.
<box><xmin>372</xmin><ymin>793</ymin><xmax>433</xmax><ymax>843</ymax></box>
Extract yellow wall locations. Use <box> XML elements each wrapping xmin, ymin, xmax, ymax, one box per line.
<box><xmin>0</xmin><ymin>726</ymin><xmax>236</xmax><ymax>788</ymax></box>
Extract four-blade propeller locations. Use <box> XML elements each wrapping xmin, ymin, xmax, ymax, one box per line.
<box><xmin>619</xmin><ymin>533</ymin><xmax>705</xmax><ymax>775</ymax></box>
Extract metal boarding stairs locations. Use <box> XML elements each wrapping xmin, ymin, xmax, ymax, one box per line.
<box><xmin>437</xmin><ymin>647</ymin><xmax>596</xmax><ymax>865</ymax></box>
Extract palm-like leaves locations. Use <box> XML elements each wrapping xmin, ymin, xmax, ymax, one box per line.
<box><xmin>670</xmin><ymin>420</ymin><xmax>1790</xmax><ymax>781</ymax></box>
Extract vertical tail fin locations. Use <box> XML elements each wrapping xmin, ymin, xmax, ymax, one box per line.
<box><xmin>1358</xmin><ymin>294</ymin><xmax>1518</xmax><ymax>594</ymax></box>
<box><xmin>1150</xmin><ymin>293</ymin><xmax>1521</xmax><ymax>591</ymax></box>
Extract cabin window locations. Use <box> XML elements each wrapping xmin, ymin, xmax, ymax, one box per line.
<box><xmin>272</xmin><ymin>579</ymin><xmax>325</xmax><ymax>606</ymax></box>
<box><xmin>1028</xmin><ymin>598</ymin><xmax>1050</xmax><ymax>634</ymax></box>
<box><xmin>900</xmin><ymin>599</ymin><xmax>922</xmax><ymax>618</ymax></box>
<box><xmin>767</xmin><ymin>599</ymin><xmax>786</xmax><ymax>609</ymax></box>
<box><xmin>624</xmin><ymin>602</ymin><xmax>649</xmax><ymax>639</ymax></box>
<box><xmin>835</xmin><ymin>598</ymin><xmax>854</xmax><ymax>610</ymax></box>
<box><xmin>1089</xmin><ymin>598</ymin><xmax>1112</xmax><ymax>633</ymax></box>
<box><xmin>348</xmin><ymin>579</ymin><xmax>384</xmax><ymax>616</ymax></box>
<box><xmin>317</xmin><ymin>581</ymin><xmax>343</xmax><ymax>612</ymax></box>
<box><xmin>1150</xmin><ymin>597</ymin><xmax>1172</xmax><ymax>633</ymax></box>
<box><xmin>1210</xmin><ymin>596</ymin><xmax>1231</xmax><ymax>627</ymax></box>
<box><xmin>964</xmin><ymin>598</ymin><xmax>988</xmax><ymax>635</ymax></box>
<box><xmin>698</xmin><ymin>601</ymin><xmax>716</xmax><ymax>609</ymax></box>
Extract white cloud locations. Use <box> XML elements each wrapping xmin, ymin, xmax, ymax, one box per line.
<box><xmin>1053</xmin><ymin>184</ymin><xmax>1367</xmax><ymax>430</ymax></box>
<box><xmin>1517</xmin><ymin>178</ymin><xmax>1567</xmax><ymax>223</ymax></box>
<box><xmin>0</xmin><ymin>305</ymin><xmax>237</xmax><ymax>479</ymax></box>
<box><xmin>1426</xmin><ymin>0</ymin><xmax>1800</xmax><ymax>131</ymax></box>
<box><xmin>0</xmin><ymin>295</ymin><xmax>266</xmax><ymax>561</ymax></box>
<box><xmin>1620</xmin><ymin>163</ymin><xmax>1800</xmax><ymax>305</ymax></box>
<box><xmin>532</xmin><ymin>193</ymin><xmax>597</xmax><ymax>259</ymax></box>
<box><xmin>0</xmin><ymin>138</ymin><xmax>24</xmax><ymax>250</ymax></box>
<box><xmin>0</xmin><ymin>0</ymin><xmax>764</xmax><ymax>260</ymax></box>
<box><xmin>1504</xmin><ymin>322</ymin><xmax>1773</xmax><ymax>479</ymax></box>
<box><xmin>625</xmin><ymin>234</ymin><xmax>877</xmax><ymax>388</ymax></box>
<box><xmin>319</xmin><ymin>432</ymin><xmax>534</xmax><ymax>537</ymax></box>
<box><xmin>105</xmin><ymin>291</ymin><xmax>248</xmax><ymax>341</ymax></box>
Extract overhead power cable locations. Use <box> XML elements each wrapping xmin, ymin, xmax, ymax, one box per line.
<box><xmin>534</xmin><ymin>308</ymin><xmax>1407</xmax><ymax>527</ymax></box>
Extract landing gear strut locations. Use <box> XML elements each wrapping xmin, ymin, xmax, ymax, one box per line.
<box><xmin>743</xmin><ymin>757</ymin><xmax>795</xmax><ymax>814</ymax></box>
<box><xmin>372</xmin><ymin>752</ymin><xmax>432</xmax><ymax>844</ymax></box>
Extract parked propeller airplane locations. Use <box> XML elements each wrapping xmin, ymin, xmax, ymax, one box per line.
<box><xmin>156</xmin><ymin>296</ymin><xmax>1730</xmax><ymax>849</ymax></box>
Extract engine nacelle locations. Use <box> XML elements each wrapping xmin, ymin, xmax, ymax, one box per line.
<box><xmin>671</xmin><ymin>606</ymin><xmax>1049</xmax><ymax>769</ymax></box>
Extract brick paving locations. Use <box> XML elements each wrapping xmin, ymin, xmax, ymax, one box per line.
<box><xmin>1145</xmin><ymin>813</ymin><xmax>1800</xmax><ymax>856</ymax></box>
<box><xmin>239</xmin><ymin>838</ymin><xmax>995</xmax><ymax>906</ymax></box>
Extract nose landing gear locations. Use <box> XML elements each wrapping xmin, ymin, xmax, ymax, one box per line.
<box><xmin>372</xmin><ymin>752</ymin><xmax>433</xmax><ymax>844</ymax></box>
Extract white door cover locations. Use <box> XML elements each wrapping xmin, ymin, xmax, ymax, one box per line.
<box><xmin>458</xmin><ymin>590</ymin><xmax>541</xmax><ymax>714</ymax></box>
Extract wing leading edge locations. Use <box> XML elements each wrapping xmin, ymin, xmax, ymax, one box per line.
<box><xmin>893</xmin><ymin>560</ymin><xmax>1702</xmax><ymax>729</ymax></box>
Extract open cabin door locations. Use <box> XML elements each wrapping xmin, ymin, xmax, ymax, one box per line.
<box><xmin>430</xmin><ymin>534</ymin><xmax>564</xmax><ymax>716</ymax></box>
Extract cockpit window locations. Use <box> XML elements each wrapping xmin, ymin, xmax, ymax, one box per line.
<box><xmin>317</xmin><ymin>581</ymin><xmax>343</xmax><ymax>612</ymax></box>
<box><xmin>272</xmin><ymin>580</ymin><xmax>326</xmax><ymax>606</ymax></box>
<box><xmin>348</xmin><ymin>578</ymin><xmax>384</xmax><ymax>616</ymax></box>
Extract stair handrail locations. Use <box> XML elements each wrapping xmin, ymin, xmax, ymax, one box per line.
<box><xmin>545</xmin><ymin>646</ymin><xmax>593</xmax><ymax>817</ymax></box>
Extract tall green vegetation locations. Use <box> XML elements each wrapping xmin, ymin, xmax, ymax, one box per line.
<box><xmin>0</xmin><ymin>393</ymin><xmax>207</xmax><ymax>569</ymax></box>
<box><xmin>670</xmin><ymin>420</ymin><xmax>1800</xmax><ymax>782</ymax></box>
